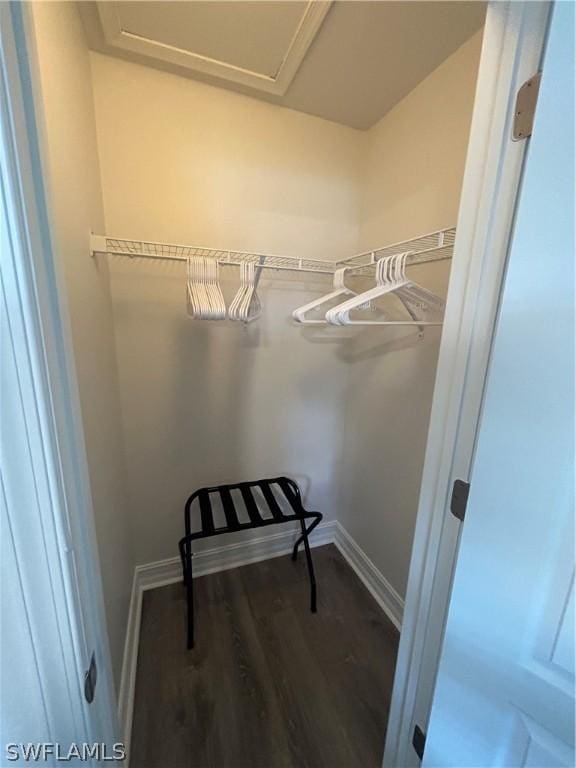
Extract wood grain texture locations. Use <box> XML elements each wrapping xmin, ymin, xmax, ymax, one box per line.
<box><xmin>130</xmin><ymin>545</ymin><xmax>399</xmax><ymax>767</ymax></box>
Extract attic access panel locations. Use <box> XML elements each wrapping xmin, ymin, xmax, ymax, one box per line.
<box><xmin>88</xmin><ymin>1</ymin><xmax>332</xmax><ymax>96</ymax></box>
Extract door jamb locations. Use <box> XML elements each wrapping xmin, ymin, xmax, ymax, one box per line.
<box><xmin>0</xmin><ymin>1</ymin><xmax>119</xmax><ymax>747</ymax></box>
<box><xmin>383</xmin><ymin>2</ymin><xmax>551</xmax><ymax>766</ymax></box>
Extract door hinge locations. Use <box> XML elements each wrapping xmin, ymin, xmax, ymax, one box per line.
<box><xmin>512</xmin><ymin>72</ymin><xmax>542</xmax><ymax>141</ymax></box>
<box><xmin>450</xmin><ymin>479</ymin><xmax>470</xmax><ymax>522</ymax></box>
<box><xmin>412</xmin><ymin>724</ymin><xmax>426</xmax><ymax>761</ymax></box>
<box><xmin>84</xmin><ymin>652</ymin><xmax>97</xmax><ymax>704</ymax></box>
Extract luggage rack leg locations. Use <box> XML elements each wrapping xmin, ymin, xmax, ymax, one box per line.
<box><xmin>293</xmin><ymin>518</ymin><xmax>318</xmax><ymax>613</ymax></box>
<box><xmin>181</xmin><ymin>504</ymin><xmax>192</xmax><ymax>585</ymax></box>
<box><xmin>291</xmin><ymin>515</ymin><xmax>321</xmax><ymax>562</ymax></box>
<box><xmin>179</xmin><ymin>537</ymin><xmax>194</xmax><ymax>649</ymax></box>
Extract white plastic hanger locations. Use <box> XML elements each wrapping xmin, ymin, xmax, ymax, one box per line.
<box><xmin>229</xmin><ymin>261</ymin><xmax>261</xmax><ymax>323</ymax></box>
<box><xmin>209</xmin><ymin>259</ymin><xmax>227</xmax><ymax>320</ymax></box>
<box><xmin>228</xmin><ymin>261</ymin><xmax>246</xmax><ymax>320</ymax></box>
<box><xmin>292</xmin><ymin>267</ymin><xmax>358</xmax><ymax>325</ymax></box>
<box><xmin>241</xmin><ymin>262</ymin><xmax>262</xmax><ymax>322</ymax></box>
<box><xmin>186</xmin><ymin>256</ymin><xmax>226</xmax><ymax>320</ymax></box>
<box><xmin>387</xmin><ymin>251</ymin><xmax>446</xmax><ymax>322</ymax></box>
<box><xmin>187</xmin><ymin>257</ymin><xmax>209</xmax><ymax>319</ymax></box>
<box><xmin>325</xmin><ymin>253</ymin><xmax>407</xmax><ymax>325</ymax></box>
<box><xmin>326</xmin><ymin>251</ymin><xmax>445</xmax><ymax>326</ymax></box>
<box><xmin>186</xmin><ymin>257</ymin><xmax>199</xmax><ymax>317</ymax></box>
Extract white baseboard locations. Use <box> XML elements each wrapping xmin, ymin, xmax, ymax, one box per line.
<box><xmin>117</xmin><ymin>518</ymin><xmax>403</xmax><ymax>762</ymax></box>
<box><xmin>135</xmin><ymin>519</ymin><xmax>337</xmax><ymax>592</ymax></box>
<box><xmin>117</xmin><ymin>571</ymin><xmax>141</xmax><ymax>761</ymax></box>
<box><xmin>333</xmin><ymin>522</ymin><xmax>404</xmax><ymax>631</ymax></box>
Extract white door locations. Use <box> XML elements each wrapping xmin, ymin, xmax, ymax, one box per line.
<box><xmin>422</xmin><ymin>2</ymin><xmax>575</xmax><ymax>766</ymax></box>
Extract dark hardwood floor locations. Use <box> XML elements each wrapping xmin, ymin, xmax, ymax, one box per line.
<box><xmin>130</xmin><ymin>544</ymin><xmax>399</xmax><ymax>768</ymax></box>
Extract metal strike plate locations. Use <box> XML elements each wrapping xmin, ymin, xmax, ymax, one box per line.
<box><xmin>513</xmin><ymin>72</ymin><xmax>542</xmax><ymax>141</ymax></box>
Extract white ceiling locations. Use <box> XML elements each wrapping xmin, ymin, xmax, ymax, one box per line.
<box><xmin>80</xmin><ymin>1</ymin><xmax>486</xmax><ymax>130</ymax></box>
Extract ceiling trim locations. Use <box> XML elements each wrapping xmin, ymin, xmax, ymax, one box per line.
<box><xmin>96</xmin><ymin>1</ymin><xmax>333</xmax><ymax>96</ymax></box>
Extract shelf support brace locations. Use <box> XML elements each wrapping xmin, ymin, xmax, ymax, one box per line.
<box><xmin>90</xmin><ymin>233</ymin><xmax>107</xmax><ymax>258</ymax></box>
<box><xmin>253</xmin><ymin>255</ymin><xmax>266</xmax><ymax>291</ymax></box>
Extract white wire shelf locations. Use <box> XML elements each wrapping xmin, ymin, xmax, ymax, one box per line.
<box><xmin>90</xmin><ymin>226</ymin><xmax>455</xmax><ymax>276</ymax></box>
<box><xmin>90</xmin><ymin>235</ymin><xmax>335</xmax><ymax>275</ymax></box>
<box><xmin>337</xmin><ymin>227</ymin><xmax>456</xmax><ymax>273</ymax></box>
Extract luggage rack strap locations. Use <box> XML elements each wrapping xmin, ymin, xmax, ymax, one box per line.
<box><xmin>182</xmin><ymin>476</ymin><xmax>320</xmax><ymax>541</ymax></box>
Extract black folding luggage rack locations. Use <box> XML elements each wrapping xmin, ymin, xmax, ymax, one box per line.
<box><xmin>178</xmin><ymin>476</ymin><xmax>322</xmax><ymax>649</ymax></box>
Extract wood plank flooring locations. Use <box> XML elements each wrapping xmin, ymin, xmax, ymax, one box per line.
<box><xmin>130</xmin><ymin>544</ymin><xmax>399</xmax><ymax>768</ymax></box>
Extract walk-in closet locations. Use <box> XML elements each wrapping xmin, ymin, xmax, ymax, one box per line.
<box><xmin>26</xmin><ymin>1</ymin><xmax>487</xmax><ymax>765</ymax></box>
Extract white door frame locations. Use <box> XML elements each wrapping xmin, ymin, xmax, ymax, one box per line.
<box><xmin>383</xmin><ymin>2</ymin><xmax>551</xmax><ymax>766</ymax></box>
<box><xmin>1</xmin><ymin>1</ymin><xmax>118</xmax><ymax>750</ymax></box>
